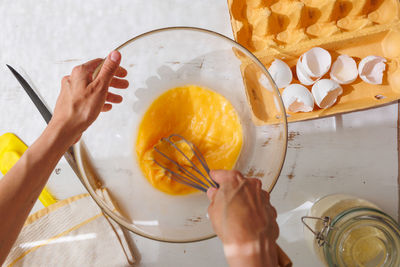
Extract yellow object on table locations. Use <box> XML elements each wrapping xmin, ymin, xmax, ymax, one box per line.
<box><xmin>0</xmin><ymin>133</ymin><xmax>57</xmax><ymax>207</ymax></box>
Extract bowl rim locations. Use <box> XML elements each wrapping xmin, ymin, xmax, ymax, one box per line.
<box><xmin>74</xmin><ymin>26</ymin><xmax>288</xmax><ymax>243</ymax></box>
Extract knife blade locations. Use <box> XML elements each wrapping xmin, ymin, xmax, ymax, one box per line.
<box><xmin>7</xmin><ymin>64</ymin><xmax>136</xmax><ymax>264</ymax></box>
<box><xmin>7</xmin><ymin>65</ymin><xmax>52</xmax><ymax>124</ymax></box>
<box><xmin>6</xmin><ymin>64</ymin><xmax>80</xmax><ymax>174</ymax></box>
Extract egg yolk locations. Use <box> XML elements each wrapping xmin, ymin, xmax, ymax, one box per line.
<box><xmin>135</xmin><ymin>85</ymin><xmax>243</xmax><ymax>195</ymax></box>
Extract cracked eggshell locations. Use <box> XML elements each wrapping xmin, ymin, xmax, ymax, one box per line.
<box><xmin>268</xmin><ymin>59</ymin><xmax>293</xmax><ymax>88</ymax></box>
<box><xmin>302</xmin><ymin>47</ymin><xmax>332</xmax><ymax>78</ymax></box>
<box><xmin>296</xmin><ymin>57</ymin><xmax>315</xmax><ymax>85</ymax></box>
<box><xmin>358</xmin><ymin>56</ymin><xmax>387</xmax><ymax>84</ymax></box>
<box><xmin>330</xmin><ymin>55</ymin><xmax>358</xmax><ymax>84</ymax></box>
<box><xmin>296</xmin><ymin>47</ymin><xmax>331</xmax><ymax>86</ymax></box>
<box><xmin>282</xmin><ymin>84</ymin><xmax>314</xmax><ymax>113</ymax></box>
<box><xmin>312</xmin><ymin>79</ymin><xmax>343</xmax><ymax>109</ymax></box>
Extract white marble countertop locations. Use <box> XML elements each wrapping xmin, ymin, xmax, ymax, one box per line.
<box><xmin>0</xmin><ymin>1</ymin><xmax>398</xmax><ymax>266</ymax></box>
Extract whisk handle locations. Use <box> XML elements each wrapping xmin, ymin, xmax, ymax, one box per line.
<box><xmin>277</xmin><ymin>245</ymin><xmax>292</xmax><ymax>267</ymax></box>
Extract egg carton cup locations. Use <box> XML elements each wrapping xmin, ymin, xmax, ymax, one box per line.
<box><xmin>228</xmin><ymin>0</ymin><xmax>400</xmax><ymax>122</ymax></box>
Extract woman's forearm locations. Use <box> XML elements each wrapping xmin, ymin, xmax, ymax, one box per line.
<box><xmin>224</xmin><ymin>238</ymin><xmax>278</xmax><ymax>267</ymax></box>
<box><xmin>0</xmin><ymin>121</ymin><xmax>75</xmax><ymax>263</ymax></box>
<box><xmin>0</xmin><ymin>52</ymin><xmax>124</xmax><ymax>265</ymax></box>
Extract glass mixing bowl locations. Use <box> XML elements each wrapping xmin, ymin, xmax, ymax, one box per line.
<box><xmin>74</xmin><ymin>27</ymin><xmax>288</xmax><ymax>242</ymax></box>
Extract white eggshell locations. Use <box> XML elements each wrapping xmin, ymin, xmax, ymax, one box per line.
<box><xmin>296</xmin><ymin>56</ymin><xmax>315</xmax><ymax>85</ymax></box>
<box><xmin>330</xmin><ymin>55</ymin><xmax>358</xmax><ymax>84</ymax></box>
<box><xmin>302</xmin><ymin>47</ymin><xmax>332</xmax><ymax>78</ymax></box>
<box><xmin>358</xmin><ymin>55</ymin><xmax>387</xmax><ymax>84</ymax></box>
<box><xmin>312</xmin><ymin>79</ymin><xmax>343</xmax><ymax>109</ymax></box>
<box><xmin>268</xmin><ymin>59</ymin><xmax>293</xmax><ymax>88</ymax></box>
<box><xmin>282</xmin><ymin>84</ymin><xmax>314</xmax><ymax>113</ymax></box>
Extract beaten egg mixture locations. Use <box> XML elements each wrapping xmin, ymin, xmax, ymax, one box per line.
<box><xmin>136</xmin><ymin>85</ymin><xmax>243</xmax><ymax>195</ymax></box>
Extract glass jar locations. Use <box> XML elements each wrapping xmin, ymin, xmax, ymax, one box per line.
<box><xmin>303</xmin><ymin>194</ymin><xmax>400</xmax><ymax>266</ymax></box>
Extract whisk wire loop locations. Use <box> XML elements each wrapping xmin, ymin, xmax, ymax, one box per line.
<box><xmin>168</xmin><ymin>134</ymin><xmax>218</xmax><ymax>188</ymax></box>
<box><xmin>162</xmin><ymin>137</ymin><xmax>211</xmax><ymax>186</ymax></box>
<box><xmin>153</xmin><ymin>134</ymin><xmax>219</xmax><ymax>192</ymax></box>
<box><xmin>153</xmin><ymin>159</ymin><xmax>208</xmax><ymax>192</ymax></box>
<box><xmin>153</xmin><ymin>146</ymin><xmax>211</xmax><ymax>190</ymax></box>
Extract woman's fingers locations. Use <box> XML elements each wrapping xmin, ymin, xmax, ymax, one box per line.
<box><xmin>102</xmin><ymin>103</ymin><xmax>113</xmax><ymax>112</ymax></box>
<box><xmin>115</xmin><ymin>66</ymin><xmax>128</xmax><ymax>78</ymax></box>
<box><xmin>83</xmin><ymin>59</ymin><xmax>126</xmax><ymax>78</ymax></box>
<box><xmin>72</xmin><ymin>56</ymin><xmax>127</xmax><ymax>89</ymax></box>
<box><xmin>260</xmin><ymin>190</ymin><xmax>276</xmax><ymax>219</ymax></box>
<box><xmin>247</xmin><ymin>178</ymin><xmax>262</xmax><ymax>189</ymax></box>
<box><xmin>95</xmin><ymin>51</ymin><xmax>121</xmax><ymax>88</ymax></box>
<box><xmin>61</xmin><ymin>75</ymin><xmax>70</xmax><ymax>87</ymax></box>
<box><xmin>110</xmin><ymin>77</ymin><xmax>129</xmax><ymax>89</ymax></box>
<box><xmin>269</xmin><ymin>205</ymin><xmax>278</xmax><ymax>218</ymax></box>
<box><xmin>207</xmin><ymin>187</ymin><xmax>218</xmax><ymax>202</ymax></box>
<box><xmin>106</xmin><ymin>92</ymin><xmax>123</xmax><ymax>103</ymax></box>
<box><xmin>263</xmin><ymin>190</ymin><xmax>270</xmax><ymax>202</ymax></box>
<box><xmin>82</xmin><ymin>58</ymin><xmax>103</xmax><ymax>73</ymax></box>
<box><xmin>210</xmin><ymin>170</ymin><xmax>243</xmax><ymax>187</ymax></box>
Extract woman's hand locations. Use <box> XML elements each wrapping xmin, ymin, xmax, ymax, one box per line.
<box><xmin>50</xmin><ymin>50</ymin><xmax>129</xmax><ymax>143</ymax></box>
<box><xmin>0</xmin><ymin>51</ymin><xmax>129</xmax><ymax>265</ymax></box>
<box><xmin>207</xmin><ymin>170</ymin><xmax>279</xmax><ymax>267</ymax></box>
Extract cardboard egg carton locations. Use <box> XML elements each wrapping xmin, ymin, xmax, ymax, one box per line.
<box><xmin>228</xmin><ymin>0</ymin><xmax>400</xmax><ymax>122</ymax></box>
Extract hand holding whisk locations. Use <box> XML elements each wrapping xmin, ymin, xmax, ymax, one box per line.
<box><xmin>153</xmin><ymin>134</ymin><xmax>292</xmax><ymax>267</ymax></box>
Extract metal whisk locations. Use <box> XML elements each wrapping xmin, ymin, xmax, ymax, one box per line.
<box><xmin>153</xmin><ymin>134</ymin><xmax>218</xmax><ymax>192</ymax></box>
